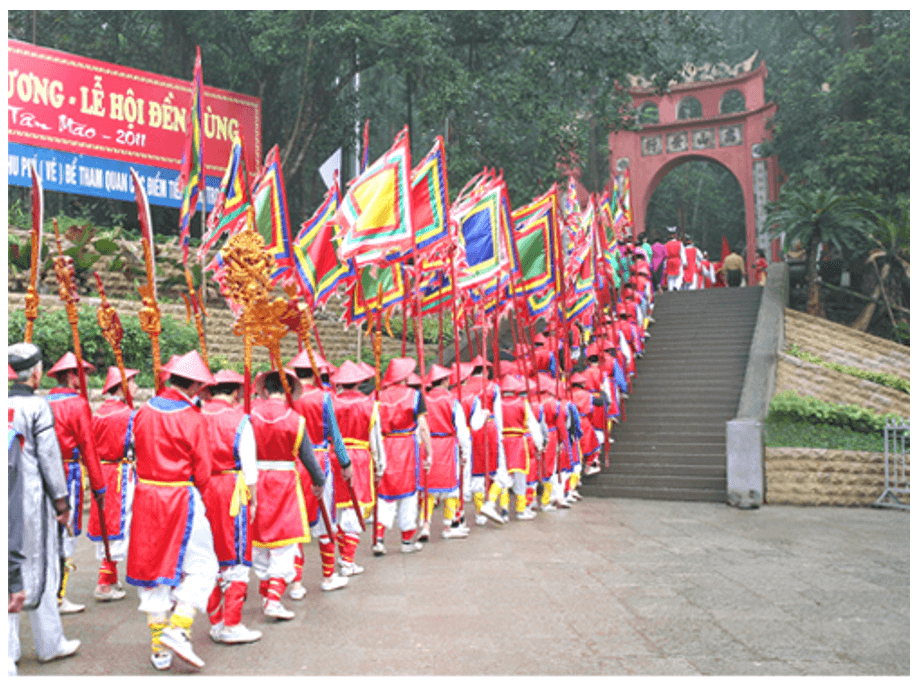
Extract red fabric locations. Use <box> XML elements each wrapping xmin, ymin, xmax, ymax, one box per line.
<box><xmin>223</xmin><ymin>581</ymin><xmax>247</xmax><ymax>627</ymax></box>
<box><xmin>88</xmin><ymin>399</ymin><xmax>135</xmax><ymax>540</ymax></box>
<box><xmin>378</xmin><ymin>385</ymin><xmax>421</xmax><ymax>499</ymax></box>
<box><xmin>460</xmin><ymin>376</ymin><xmax>498</xmax><ymax>477</ymax></box>
<box><xmin>127</xmin><ymin>387</ymin><xmax>210</xmax><ymax>588</ymax></box>
<box><xmin>501</xmin><ymin>395</ymin><xmax>531</xmax><ymax>474</ymax></box>
<box><xmin>423</xmin><ymin>388</ymin><xmax>459</xmax><ymax>493</ymax></box>
<box><xmin>571</xmin><ymin>387</ymin><xmax>600</xmax><ymax>459</ymax></box>
<box><xmin>49</xmin><ymin>388</ymin><xmax>104</xmax><ymax>492</ymax></box>
<box><xmin>332</xmin><ymin>390</ymin><xmax>375</xmax><ymax>510</ymax></box>
<box><xmin>684</xmin><ymin>245</ymin><xmax>699</xmax><ymax>282</ymax></box>
<box><xmin>664</xmin><ymin>239</ymin><xmax>682</xmax><ymax>276</ymax></box>
<box><xmin>249</xmin><ymin>399</ymin><xmax>309</xmax><ymax>547</ymax></box>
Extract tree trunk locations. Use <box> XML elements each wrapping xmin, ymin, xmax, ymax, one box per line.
<box><xmin>805</xmin><ymin>239</ymin><xmax>825</xmax><ymax>317</ymax></box>
<box><xmin>851</xmin><ymin>261</ymin><xmax>890</xmax><ymax>331</ymax></box>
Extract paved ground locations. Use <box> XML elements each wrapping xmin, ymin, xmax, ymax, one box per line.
<box><xmin>15</xmin><ymin>498</ymin><xmax>909</xmax><ymax>676</ymax></box>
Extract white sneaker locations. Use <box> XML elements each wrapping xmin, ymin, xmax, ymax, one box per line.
<box><xmin>542</xmin><ymin>502</ymin><xmax>558</xmax><ymax>512</ymax></box>
<box><xmin>321</xmin><ymin>574</ymin><xmax>349</xmax><ymax>592</ymax></box>
<box><xmin>584</xmin><ymin>465</ymin><xmax>601</xmax><ymax>476</ymax></box>
<box><xmin>58</xmin><ymin>597</ymin><xmax>86</xmax><ymax>614</ymax></box>
<box><xmin>150</xmin><ymin>650</ymin><xmax>172</xmax><ymax>671</ymax></box>
<box><xmin>159</xmin><ymin>626</ymin><xmax>204</xmax><ymax>668</ymax></box>
<box><xmin>38</xmin><ymin>638</ymin><xmax>81</xmax><ymax>663</ymax></box>
<box><xmin>516</xmin><ymin>509</ymin><xmax>537</xmax><ymax>521</ymax></box>
<box><xmin>372</xmin><ymin>542</ymin><xmax>386</xmax><ymax>556</ymax></box>
<box><xmin>570</xmin><ymin>490</ymin><xmax>583</xmax><ymax>501</ymax></box>
<box><xmin>401</xmin><ymin>541</ymin><xmax>424</xmax><ymax>554</ymax></box>
<box><xmin>217</xmin><ymin>623</ymin><xmax>262</xmax><ymax>644</ymax></box>
<box><xmin>263</xmin><ymin>600</ymin><xmax>295</xmax><ymax>621</ymax></box>
<box><xmin>556</xmin><ymin>498</ymin><xmax>571</xmax><ymax>509</ymax></box>
<box><xmin>564</xmin><ymin>495</ymin><xmax>578</xmax><ymax>505</ymax></box>
<box><xmin>94</xmin><ymin>584</ymin><xmax>126</xmax><ymax>601</ymax></box>
<box><xmin>288</xmin><ymin>582</ymin><xmax>307</xmax><ymax>601</ymax></box>
<box><xmin>339</xmin><ymin>561</ymin><xmax>364</xmax><ymax>577</ymax></box>
<box><xmin>209</xmin><ymin>622</ymin><xmax>224</xmax><ymax>642</ymax></box>
<box><xmin>417</xmin><ymin>523</ymin><xmax>431</xmax><ymax>542</ymax></box>
<box><xmin>442</xmin><ymin>526</ymin><xmax>470</xmax><ymax>539</ymax></box>
<box><xmin>475</xmin><ymin>514</ymin><xmax>488</xmax><ymax>526</ymax></box>
<box><xmin>480</xmin><ymin>501</ymin><xmax>505</xmax><ymax>525</ymax></box>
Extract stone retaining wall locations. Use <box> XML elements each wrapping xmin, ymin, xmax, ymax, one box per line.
<box><xmin>766</xmin><ymin>447</ymin><xmax>909</xmax><ymax>507</ymax></box>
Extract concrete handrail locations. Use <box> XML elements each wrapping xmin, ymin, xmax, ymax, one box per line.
<box><xmin>726</xmin><ymin>262</ymin><xmax>788</xmax><ymax>509</ymax></box>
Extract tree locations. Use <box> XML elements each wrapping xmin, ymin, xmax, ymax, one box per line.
<box><xmin>766</xmin><ymin>186</ymin><xmax>870</xmax><ymax>317</ymax></box>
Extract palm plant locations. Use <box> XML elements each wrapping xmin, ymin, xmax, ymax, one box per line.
<box><xmin>766</xmin><ymin>185</ymin><xmax>870</xmax><ymax>317</ymax></box>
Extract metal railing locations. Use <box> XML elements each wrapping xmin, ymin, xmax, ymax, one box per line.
<box><xmin>874</xmin><ymin>417</ymin><xmax>910</xmax><ymax>510</ymax></box>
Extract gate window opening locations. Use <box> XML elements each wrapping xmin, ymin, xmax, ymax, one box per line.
<box><xmin>677</xmin><ymin>96</ymin><xmax>703</xmax><ymax>120</ymax></box>
<box><xmin>638</xmin><ymin>102</ymin><xmax>660</xmax><ymax>125</ymax></box>
<box><xmin>720</xmin><ymin>89</ymin><xmax>746</xmax><ymax>115</ymax></box>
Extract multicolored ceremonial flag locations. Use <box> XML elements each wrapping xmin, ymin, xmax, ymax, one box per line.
<box><xmin>622</xmin><ymin>166</ymin><xmax>634</xmax><ymax>228</ymax></box>
<box><xmin>177</xmin><ymin>46</ymin><xmax>205</xmax><ymax>266</ymax></box>
<box><xmin>251</xmin><ymin>145</ymin><xmax>295</xmax><ymax>286</ymax></box>
<box><xmin>410</xmin><ymin>136</ymin><xmax>450</xmax><ymax>254</ymax></box>
<box><xmin>197</xmin><ymin>135</ymin><xmax>251</xmax><ymax>263</ymax></box>
<box><xmin>344</xmin><ymin>262</ymin><xmax>407</xmax><ymax>327</ymax></box>
<box><xmin>510</xmin><ymin>184</ymin><xmax>560</xmax><ymax>299</ymax></box>
<box><xmin>453</xmin><ymin>173</ymin><xmax>511</xmax><ymax>289</ymax></box>
<box><xmin>335</xmin><ymin>126</ymin><xmax>414</xmax><ymax>264</ymax></box>
<box><xmin>292</xmin><ymin>179</ymin><xmax>354</xmax><ymax>308</ymax></box>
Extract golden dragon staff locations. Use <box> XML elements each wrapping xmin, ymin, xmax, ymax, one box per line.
<box><xmin>129</xmin><ymin>168</ymin><xmax>163</xmax><ymax>392</ymax></box>
<box><xmin>51</xmin><ymin>219</ymin><xmax>112</xmax><ymax>563</ymax></box>
<box><xmin>23</xmin><ymin>162</ymin><xmax>44</xmax><ymax>343</ymax></box>
<box><xmin>93</xmin><ymin>272</ymin><xmax>134</xmax><ymax>410</ymax></box>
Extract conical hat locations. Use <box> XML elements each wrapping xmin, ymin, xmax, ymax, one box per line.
<box><xmin>406</xmin><ymin>372</ymin><xmax>422</xmax><ymax>388</ymax></box>
<box><xmin>253</xmin><ymin>368</ymin><xmax>302</xmax><ymax>401</ymax></box>
<box><xmin>8</xmin><ymin>364</ymin><xmax>18</xmax><ymax>380</ymax></box>
<box><xmin>332</xmin><ymin>360</ymin><xmax>373</xmax><ymax>386</ymax></box>
<box><xmin>46</xmin><ymin>351</ymin><xmax>95</xmax><ymax>379</ymax></box>
<box><xmin>287</xmin><ymin>348</ymin><xmax>330</xmax><ymax>372</ymax></box>
<box><xmin>470</xmin><ymin>354</ymin><xmax>491</xmax><ymax>369</ymax></box>
<box><xmin>166</xmin><ymin>350</ymin><xmax>215</xmax><ymax>385</ymax></box>
<box><xmin>536</xmin><ymin>373</ymin><xmax>556</xmax><ymax>394</ymax></box>
<box><xmin>570</xmin><ymin>372</ymin><xmax>587</xmax><ymax>386</ymax></box>
<box><xmin>500</xmin><ymin>374</ymin><xmax>525</xmax><ymax>394</ymax></box>
<box><xmin>102</xmin><ymin>366</ymin><xmax>140</xmax><ymax>394</ymax></box>
<box><xmin>450</xmin><ymin>362</ymin><xmax>475</xmax><ymax>384</ymax></box>
<box><xmin>210</xmin><ymin>369</ymin><xmax>245</xmax><ymax>386</ymax></box>
<box><xmin>425</xmin><ymin>364</ymin><xmax>452</xmax><ymax>386</ymax></box>
<box><xmin>382</xmin><ymin>357</ymin><xmax>417</xmax><ymax>386</ymax></box>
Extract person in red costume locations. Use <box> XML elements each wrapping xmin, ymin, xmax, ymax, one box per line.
<box><xmin>126</xmin><ymin>350</ymin><xmax>217</xmax><ymax>671</ymax></box>
<box><xmin>418</xmin><ymin>364</ymin><xmax>472</xmax><ymax>541</ymax></box>
<box><xmin>248</xmin><ymin>369</ymin><xmax>325</xmax><ymax>622</ymax></box>
<box><xmin>88</xmin><ymin>366</ymin><xmax>140</xmax><ymax>604</ymax></box>
<box><xmin>682</xmin><ymin>236</ymin><xmax>701</xmax><ymax>290</ymax></box>
<box><xmin>199</xmin><ymin>369</ymin><xmax>262</xmax><ymax>646</ymax></box>
<box><xmin>286</xmin><ymin>349</ymin><xmax>352</xmax><ymax>599</ymax></box>
<box><xmin>329</xmin><ymin>361</ymin><xmax>386</xmax><ymax>574</ymax></box>
<box><xmin>664</xmin><ymin>229</ymin><xmax>686</xmax><ymax>291</ymax></box>
<box><xmin>373</xmin><ymin>357</ymin><xmax>433</xmax><ymax>555</ymax></box>
<box><xmin>45</xmin><ymin>352</ymin><xmax>106</xmax><ymax>616</ymax></box>
<box><xmin>455</xmin><ymin>356</ymin><xmax>499</xmax><ymax>526</ymax></box>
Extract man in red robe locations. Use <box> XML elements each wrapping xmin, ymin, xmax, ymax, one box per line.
<box><xmin>88</xmin><ymin>366</ymin><xmax>139</xmax><ymax>603</ymax></box>
<box><xmin>126</xmin><ymin>351</ymin><xmax>217</xmax><ymax>671</ymax></box>
<box><xmin>45</xmin><ymin>352</ymin><xmax>106</xmax><ymax>615</ymax></box>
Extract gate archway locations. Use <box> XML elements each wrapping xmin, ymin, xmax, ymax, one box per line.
<box><xmin>609</xmin><ymin>57</ymin><xmax>780</xmax><ymax>284</ymax></box>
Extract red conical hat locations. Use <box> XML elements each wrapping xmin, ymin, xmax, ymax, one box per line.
<box><xmin>287</xmin><ymin>348</ymin><xmax>330</xmax><ymax>372</ymax></box>
<box><xmin>253</xmin><ymin>368</ymin><xmax>302</xmax><ymax>401</ymax></box>
<box><xmin>166</xmin><ymin>350</ymin><xmax>215</xmax><ymax>385</ymax></box>
<box><xmin>102</xmin><ymin>366</ymin><xmax>140</xmax><ymax>394</ymax></box>
<box><xmin>211</xmin><ymin>369</ymin><xmax>245</xmax><ymax>386</ymax></box>
<box><xmin>8</xmin><ymin>364</ymin><xmax>17</xmax><ymax>380</ymax></box>
<box><xmin>406</xmin><ymin>372</ymin><xmax>422</xmax><ymax>388</ymax></box>
<box><xmin>450</xmin><ymin>362</ymin><xmax>475</xmax><ymax>384</ymax></box>
<box><xmin>332</xmin><ymin>360</ymin><xmax>373</xmax><ymax>386</ymax></box>
<box><xmin>586</xmin><ymin>343</ymin><xmax>600</xmax><ymax>358</ymax></box>
<box><xmin>500</xmin><ymin>374</ymin><xmax>525</xmax><ymax>394</ymax></box>
<box><xmin>570</xmin><ymin>372</ymin><xmax>588</xmax><ymax>386</ymax></box>
<box><xmin>425</xmin><ymin>364</ymin><xmax>452</xmax><ymax>385</ymax></box>
<box><xmin>470</xmin><ymin>354</ymin><xmax>491</xmax><ymax>369</ymax></box>
<box><xmin>536</xmin><ymin>373</ymin><xmax>556</xmax><ymax>394</ymax></box>
<box><xmin>382</xmin><ymin>357</ymin><xmax>417</xmax><ymax>386</ymax></box>
<box><xmin>160</xmin><ymin>354</ymin><xmax>181</xmax><ymax>381</ymax></box>
<box><xmin>46</xmin><ymin>351</ymin><xmax>96</xmax><ymax>378</ymax></box>
<box><xmin>501</xmin><ymin>361</ymin><xmax>519</xmax><ymax>377</ymax></box>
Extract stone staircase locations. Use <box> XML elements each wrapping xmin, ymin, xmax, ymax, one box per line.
<box><xmin>584</xmin><ymin>286</ymin><xmax>764</xmax><ymax>502</ymax></box>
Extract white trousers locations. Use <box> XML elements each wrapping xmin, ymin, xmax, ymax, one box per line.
<box><xmin>337</xmin><ymin>507</ymin><xmax>363</xmax><ymax>535</ymax></box>
<box><xmin>377</xmin><ymin>494</ymin><xmax>419</xmax><ymax>533</ymax></box>
<box><xmin>252</xmin><ymin>544</ymin><xmax>297</xmax><ymax>583</ymax></box>
<box><xmin>667</xmin><ymin>274</ymin><xmax>683</xmax><ymax>291</ymax></box>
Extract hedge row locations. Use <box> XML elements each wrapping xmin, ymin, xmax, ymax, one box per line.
<box><xmin>767</xmin><ymin>390</ymin><xmax>906</xmax><ymax>434</ymax></box>
<box><xmin>786</xmin><ymin>344</ymin><xmax>910</xmax><ymax>394</ymax></box>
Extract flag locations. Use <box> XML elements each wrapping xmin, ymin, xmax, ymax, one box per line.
<box><xmin>361</xmin><ymin>119</ymin><xmax>371</xmax><ymax>173</ymax></box>
<box><xmin>621</xmin><ymin>166</ymin><xmax>633</xmax><ymax>228</ymax></box>
<box><xmin>251</xmin><ymin>145</ymin><xmax>295</xmax><ymax>286</ymax></box>
<box><xmin>130</xmin><ymin>167</ymin><xmax>157</xmax><ymax>299</ymax></box>
<box><xmin>29</xmin><ymin>161</ymin><xmax>43</xmax><ymax>261</ymax></box>
<box><xmin>292</xmin><ymin>179</ymin><xmax>354</xmax><ymax>308</ymax></box>
<box><xmin>177</xmin><ymin>45</ymin><xmax>205</xmax><ymax>266</ymax></box>
<box><xmin>510</xmin><ymin>184</ymin><xmax>560</xmax><ymax>299</ymax></box>
<box><xmin>410</xmin><ymin>136</ymin><xmax>450</xmax><ymax>253</ymax></box>
<box><xmin>344</xmin><ymin>262</ymin><xmax>407</xmax><ymax>327</ymax></box>
<box><xmin>197</xmin><ymin>135</ymin><xmax>251</xmax><ymax>263</ymax></box>
<box><xmin>453</xmin><ymin>173</ymin><xmax>511</xmax><ymax>290</ymax></box>
<box><xmin>335</xmin><ymin>126</ymin><xmax>414</xmax><ymax>264</ymax></box>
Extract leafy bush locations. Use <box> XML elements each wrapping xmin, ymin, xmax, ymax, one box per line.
<box><xmin>9</xmin><ymin>306</ymin><xmax>200</xmax><ymax>389</ymax></box>
<box><xmin>786</xmin><ymin>344</ymin><xmax>910</xmax><ymax>394</ymax></box>
<box><xmin>764</xmin><ymin>415</ymin><xmax>886</xmax><ymax>452</ymax></box>
<box><xmin>767</xmin><ymin>390</ymin><xmax>903</xmax><ymax>434</ymax></box>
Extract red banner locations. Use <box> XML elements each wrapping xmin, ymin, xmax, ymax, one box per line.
<box><xmin>8</xmin><ymin>40</ymin><xmax>261</xmax><ymax>178</ymax></box>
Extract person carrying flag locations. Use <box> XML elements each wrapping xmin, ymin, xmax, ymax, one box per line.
<box><xmin>458</xmin><ymin>356</ymin><xmax>501</xmax><ymax>526</ymax></box>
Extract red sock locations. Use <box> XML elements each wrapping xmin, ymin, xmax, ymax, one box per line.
<box><xmin>259</xmin><ymin>580</ymin><xmax>270</xmax><ymax>601</ymax></box>
<box><xmin>375</xmin><ymin>523</ymin><xmax>385</xmax><ymax>543</ymax></box>
<box><xmin>319</xmin><ymin>535</ymin><xmax>335</xmax><ymax>578</ymax></box>
<box><xmin>222</xmin><ymin>581</ymin><xmax>247</xmax><ymax>627</ymax></box>
<box><xmin>339</xmin><ymin>533</ymin><xmax>360</xmax><ymax>564</ymax></box>
<box><xmin>98</xmin><ymin>559</ymin><xmax>118</xmax><ymax>586</ymax></box>
<box><xmin>401</xmin><ymin>528</ymin><xmax>417</xmax><ymax>543</ymax></box>
<box><xmin>293</xmin><ymin>549</ymin><xmax>304</xmax><ymax>583</ymax></box>
<box><xmin>266</xmin><ymin>577</ymin><xmax>285</xmax><ymax>604</ymax></box>
<box><xmin>207</xmin><ymin>583</ymin><xmax>224</xmax><ymax>625</ymax></box>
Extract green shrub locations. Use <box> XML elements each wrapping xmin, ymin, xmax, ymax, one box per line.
<box><xmin>764</xmin><ymin>415</ymin><xmax>887</xmax><ymax>452</ymax></box>
<box><xmin>767</xmin><ymin>390</ymin><xmax>904</xmax><ymax>434</ymax></box>
<box><xmin>786</xmin><ymin>344</ymin><xmax>910</xmax><ymax>394</ymax></box>
<box><xmin>9</xmin><ymin>305</ymin><xmax>200</xmax><ymax>389</ymax></box>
